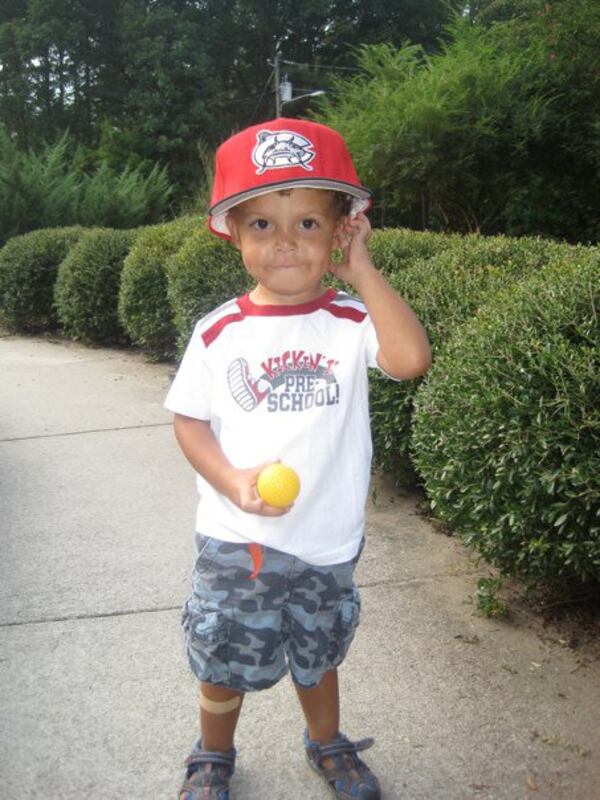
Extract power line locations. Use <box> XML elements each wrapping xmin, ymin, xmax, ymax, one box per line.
<box><xmin>206</xmin><ymin>90</ymin><xmax>273</xmax><ymax>110</ymax></box>
<box><xmin>248</xmin><ymin>67</ymin><xmax>275</xmax><ymax>123</ymax></box>
<box><xmin>205</xmin><ymin>59</ymin><xmax>359</xmax><ymax>118</ymax></box>
<box><xmin>280</xmin><ymin>59</ymin><xmax>363</xmax><ymax>73</ymax></box>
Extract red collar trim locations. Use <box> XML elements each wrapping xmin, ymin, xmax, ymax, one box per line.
<box><xmin>237</xmin><ymin>288</ymin><xmax>337</xmax><ymax>316</ymax></box>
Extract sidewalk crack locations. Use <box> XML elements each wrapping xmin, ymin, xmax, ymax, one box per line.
<box><xmin>0</xmin><ymin>605</ymin><xmax>180</xmax><ymax>628</ymax></box>
<box><xmin>358</xmin><ymin>572</ymin><xmax>474</xmax><ymax>589</ymax></box>
<box><xmin>0</xmin><ymin>422</ymin><xmax>172</xmax><ymax>443</ymax></box>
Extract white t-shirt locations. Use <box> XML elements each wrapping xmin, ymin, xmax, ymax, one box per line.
<box><xmin>165</xmin><ymin>288</ymin><xmax>393</xmax><ymax>566</ymax></box>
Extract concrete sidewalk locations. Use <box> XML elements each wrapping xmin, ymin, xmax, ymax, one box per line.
<box><xmin>1</xmin><ymin>333</ymin><xmax>598</xmax><ymax>799</ymax></box>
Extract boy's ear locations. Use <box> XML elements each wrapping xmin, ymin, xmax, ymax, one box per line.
<box><xmin>332</xmin><ymin>215</ymin><xmax>350</xmax><ymax>250</ymax></box>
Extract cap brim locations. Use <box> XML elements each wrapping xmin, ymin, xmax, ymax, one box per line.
<box><xmin>208</xmin><ymin>178</ymin><xmax>372</xmax><ymax>238</ymax></box>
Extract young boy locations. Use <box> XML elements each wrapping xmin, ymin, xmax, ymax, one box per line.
<box><xmin>165</xmin><ymin>118</ymin><xmax>431</xmax><ymax>800</ymax></box>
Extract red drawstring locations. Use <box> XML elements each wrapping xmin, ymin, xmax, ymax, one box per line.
<box><xmin>247</xmin><ymin>542</ymin><xmax>263</xmax><ymax>580</ymax></box>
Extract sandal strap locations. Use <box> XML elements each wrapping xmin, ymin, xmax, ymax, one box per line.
<box><xmin>179</xmin><ymin>777</ymin><xmax>224</xmax><ymax>796</ymax></box>
<box><xmin>315</xmin><ymin>736</ymin><xmax>375</xmax><ymax>759</ymax></box>
<box><xmin>185</xmin><ymin>749</ymin><xmax>236</xmax><ymax>770</ymax></box>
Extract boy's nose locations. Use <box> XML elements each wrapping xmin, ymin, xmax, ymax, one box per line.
<box><xmin>275</xmin><ymin>228</ymin><xmax>297</xmax><ymax>250</ymax></box>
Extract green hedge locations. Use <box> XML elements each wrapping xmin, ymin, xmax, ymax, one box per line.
<box><xmin>118</xmin><ymin>216</ymin><xmax>200</xmax><ymax>360</ymax></box>
<box><xmin>2</xmin><ymin>216</ymin><xmax>597</xmax><ymax>593</ymax></box>
<box><xmin>368</xmin><ymin>227</ymin><xmax>461</xmax><ymax>276</ymax></box>
<box><xmin>367</xmin><ymin>232</ymin><xmax>571</xmax><ymax>481</ymax></box>
<box><xmin>54</xmin><ymin>228</ymin><xmax>138</xmax><ymax>345</ymax></box>
<box><xmin>0</xmin><ymin>226</ymin><xmax>85</xmax><ymax>332</ymax></box>
<box><xmin>166</xmin><ymin>227</ymin><xmax>252</xmax><ymax>353</ymax></box>
<box><xmin>410</xmin><ymin>250</ymin><xmax>599</xmax><ymax>587</ymax></box>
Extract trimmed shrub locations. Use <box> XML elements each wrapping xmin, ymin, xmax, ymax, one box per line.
<box><xmin>119</xmin><ymin>216</ymin><xmax>200</xmax><ymax>360</ymax></box>
<box><xmin>166</xmin><ymin>228</ymin><xmax>252</xmax><ymax>353</ymax></box>
<box><xmin>410</xmin><ymin>250</ymin><xmax>599</xmax><ymax>588</ymax></box>
<box><xmin>0</xmin><ymin>226</ymin><xmax>85</xmax><ymax>332</ymax></box>
<box><xmin>368</xmin><ymin>227</ymin><xmax>461</xmax><ymax>276</ymax></box>
<box><xmin>326</xmin><ymin>226</ymin><xmax>458</xmax><ymax>295</ymax></box>
<box><xmin>367</xmin><ymin>231</ymin><xmax>571</xmax><ymax>482</ymax></box>
<box><xmin>55</xmin><ymin>228</ymin><xmax>137</xmax><ymax>345</ymax></box>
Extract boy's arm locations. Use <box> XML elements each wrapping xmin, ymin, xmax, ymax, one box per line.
<box><xmin>173</xmin><ymin>413</ymin><xmax>289</xmax><ymax>517</ymax></box>
<box><xmin>331</xmin><ymin>214</ymin><xmax>432</xmax><ymax>380</ymax></box>
<box><xmin>353</xmin><ymin>266</ymin><xmax>431</xmax><ymax>379</ymax></box>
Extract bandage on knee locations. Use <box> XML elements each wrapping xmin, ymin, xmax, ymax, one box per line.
<box><xmin>199</xmin><ymin>689</ymin><xmax>242</xmax><ymax>715</ymax></box>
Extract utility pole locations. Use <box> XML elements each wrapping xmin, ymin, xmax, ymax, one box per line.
<box><xmin>272</xmin><ymin>41</ymin><xmax>324</xmax><ymax>117</ymax></box>
<box><xmin>274</xmin><ymin>47</ymin><xmax>281</xmax><ymax>117</ymax></box>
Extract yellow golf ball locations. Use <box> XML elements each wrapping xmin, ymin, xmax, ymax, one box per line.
<box><xmin>257</xmin><ymin>463</ymin><xmax>301</xmax><ymax>508</ymax></box>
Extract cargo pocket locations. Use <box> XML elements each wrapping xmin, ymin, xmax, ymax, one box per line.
<box><xmin>182</xmin><ymin>596</ymin><xmax>231</xmax><ymax>684</ymax></box>
<box><xmin>192</xmin><ymin>534</ymin><xmax>218</xmax><ymax>576</ymax></box>
<box><xmin>328</xmin><ymin>586</ymin><xmax>361</xmax><ymax>667</ymax></box>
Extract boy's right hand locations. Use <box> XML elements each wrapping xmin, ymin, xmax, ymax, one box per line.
<box><xmin>172</xmin><ymin>416</ymin><xmax>291</xmax><ymax>516</ymax></box>
<box><xmin>226</xmin><ymin>461</ymin><xmax>292</xmax><ymax>516</ymax></box>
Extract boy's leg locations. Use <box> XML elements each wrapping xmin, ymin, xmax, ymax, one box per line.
<box><xmin>296</xmin><ymin>668</ymin><xmax>381</xmax><ymax>799</ymax></box>
<box><xmin>288</xmin><ymin>553</ymin><xmax>380</xmax><ymax>798</ymax></box>
<box><xmin>178</xmin><ymin>684</ymin><xmax>243</xmax><ymax>799</ymax></box>
<box><xmin>199</xmin><ymin>682</ymin><xmax>244</xmax><ymax>751</ymax></box>
<box><xmin>294</xmin><ymin>667</ymin><xmax>339</xmax><ymax>744</ymax></box>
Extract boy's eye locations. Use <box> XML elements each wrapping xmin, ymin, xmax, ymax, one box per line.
<box><xmin>251</xmin><ymin>219</ymin><xmax>270</xmax><ymax>230</ymax></box>
<box><xmin>300</xmin><ymin>218</ymin><xmax>318</xmax><ymax>230</ymax></box>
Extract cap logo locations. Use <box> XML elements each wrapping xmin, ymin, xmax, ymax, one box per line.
<box><xmin>252</xmin><ymin>129</ymin><xmax>315</xmax><ymax>175</ymax></box>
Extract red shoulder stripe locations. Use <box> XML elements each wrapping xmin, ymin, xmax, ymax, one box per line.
<box><xmin>201</xmin><ymin>311</ymin><xmax>245</xmax><ymax>346</ymax></box>
<box><xmin>325</xmin><ymin>304</ymin><xmax>367</xmax><ymax>323</ymax></box>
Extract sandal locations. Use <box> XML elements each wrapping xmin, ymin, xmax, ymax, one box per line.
<box><xmin>304</xmin><ymin>730</ymin><xmax>381</xmax><ymax>799</ymax></box>
<box><xmin>178</xmin><ymin>739</ymin><xmax>236</xmax><ymax>800</ymax></box>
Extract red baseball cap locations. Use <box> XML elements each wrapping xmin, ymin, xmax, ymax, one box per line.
<box><xmin>208</xmin><ymin>118</ymin><xmax>372</xmax><ymax>239</ymax></box>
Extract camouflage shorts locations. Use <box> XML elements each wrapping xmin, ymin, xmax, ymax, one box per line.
<box><xmin>181</xmin><ymin>534</ymin><xmax>362</xmax><ymax>692</ymax></box>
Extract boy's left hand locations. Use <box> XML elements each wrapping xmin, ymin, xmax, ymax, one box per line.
<box><xmin>329</xmin><ymin>213</ymin><xmax>375</xmax><ymax>289</ymax></box>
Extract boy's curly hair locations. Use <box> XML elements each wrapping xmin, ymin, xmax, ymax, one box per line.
<box><xmin>331</xmin><ymin>192</ymin><xmax>353</xmax><ymax>218</ymax></box>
